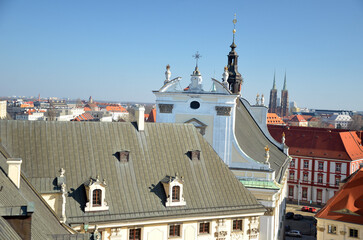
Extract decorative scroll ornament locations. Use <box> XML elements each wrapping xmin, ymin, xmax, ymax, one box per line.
<box><xmin>159</xmin><ymin>104</ymin><xmax>173</xmax><ymax>113</ymax></box>
<box><xmin>215</xmin><ymin>106</ymin><xmax>232</xmax><ymax>116</ymax></box>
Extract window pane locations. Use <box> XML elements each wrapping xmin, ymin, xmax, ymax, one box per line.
<box><xmin>172</xmin><ymin>186</ymin><xmax>180</xmax><ymax>202</ymax></box>
<box><xmin>92</xmin><ymin>189</ymin><xmax>101</xmax><ymax>207</ymax></box>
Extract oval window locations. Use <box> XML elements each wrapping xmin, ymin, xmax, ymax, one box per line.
<box><xmin>190</xmin><ymin>101</ymin><xmax>200</xmax><ymax>109</ymax></box>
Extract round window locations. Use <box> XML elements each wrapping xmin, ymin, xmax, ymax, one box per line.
<box><xmin>190</xmin><ymin>101</ymin><xmax>200</xmax><ymax>109</ymax></box>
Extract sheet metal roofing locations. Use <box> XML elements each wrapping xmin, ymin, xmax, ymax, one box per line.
<box><xmin>315</xmin><ymin>168</ymin><xmax>363</xmax><ymax>225</ymax></box>
<box><xmin>0</xmin><ymin>152</ymin><xmax>72</xmax><ymax>239</ymax></box>
<box><xmin>268</xmin><ymin>125</ymin><xmax>363</xmax><ymax>160</ymax></box>
<box><xmin>235</xmin><ymin>99</ymin><xmax>290</xmax><ymax>183</ymax></box>
<box><xmin>0</xmin><ymin>120</ymin><xmax>264</xmax><ymax>225</ymax></box>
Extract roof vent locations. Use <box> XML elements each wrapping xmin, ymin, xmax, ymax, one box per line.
<box><xmin>188</xmin><ymin>150</ymin><xmax>200</xmax><ymax>161</ymax></box>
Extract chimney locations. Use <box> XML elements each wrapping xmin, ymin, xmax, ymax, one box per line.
<box><xmin>134</xmin><ymin>105</ymin><xmax>145</xmax><ymax>131</ymax></box>
<box><xmin>7</xmin><ymin>158</ymin><xmax>22</xmax><ymax>188</ymax></box>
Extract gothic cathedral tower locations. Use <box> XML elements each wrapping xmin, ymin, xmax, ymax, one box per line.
<box><xmin>280</xmin><ymin>73</ymin><xmax>289</xmax><ymax>117</ymax></box>
<box><xmin>268</xmin><ymin>73</ymin><xmax>278</xmax><ymax>113</ymax></box>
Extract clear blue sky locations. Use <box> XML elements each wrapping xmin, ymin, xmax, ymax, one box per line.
<box><xmin>0</xmin><ymin>0</ymin><xmax>362</xmax><ymax>110</ymax></box>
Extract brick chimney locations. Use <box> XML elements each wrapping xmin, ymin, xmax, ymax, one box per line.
<box><xmin>134</xmin><ymin>105</ymin><xmax>145</xmax><ymax>131</ymax></box>
<box><xmin>7</xmin><ymin>158</ymin><xmax>22</xmax><ymax>188</ymax></box>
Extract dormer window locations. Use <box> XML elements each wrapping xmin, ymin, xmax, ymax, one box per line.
<box><xmin>161</xmin><ymin>173</ymin><xmax>186</xmax><ymax>207</ymax></box>
<box><xmin>84</xmin><ymin>176</ymin><xmax>109</xmax><ymax>212</ymax></box>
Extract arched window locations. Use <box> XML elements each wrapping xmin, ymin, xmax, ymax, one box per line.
<box><xmin>92</xmin><ymin>189</ymin><xmax>102</xmax><ymax>206</ymax></box>
<box><xmin>172</xmin><ymin>186</ymin><xmax>180</xmax><ymax>202</ymax></box>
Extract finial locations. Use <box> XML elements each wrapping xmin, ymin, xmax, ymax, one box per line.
<box><xmin>222</xmin><ymin>66</ymin><xmax>229</xmax><ymax>83</ymax></box>
<box><xmin>192</xmin><ymin>51</ymin><xmax>202</xmax><ymax>68</ymax></box>
<box><xmin>103</xmin><ymin>179</ymin><xmax>107</xmax><ymax>185</ymax></box>
<box><xmin>256</xmin><ymin>93</ymin><xmax>260</xmax><ymax>105</ymax></box>
<box><xmin>264</xmin><ymin>145</ymin><xmax>269</xmax><ymax>152</ymax></box>
<box><xmin>261</xmin><ymin>94</ymin><xmax>265</xmax><ymax>106</ymax></box>
<box><xmin>264</xmin><ymin>145</ymin><xmax>270</xmax><ymax>165</ymax></box>
<box><xmin>59</xmin><ymin>168</ymin><xmax>65</xmax><ymax>177</ymax></box>
<box><xmin>282</xmin><ymin>132</ymin><xmax>286</xmax><ymax>144</ymax></box>
<box><xmin>273</xmin><ymin>71</ymin><xmax>276</xmax><ymax>90</ymax></box>
<box><xmin>232</xmin><ymin>13</ymin><xmax>237</xmax><ymax>43</ymax></box>
<box><xmin>96</xmin><ymin>175</ymin><xmax>99</xmax><ymax>181</ymax></box>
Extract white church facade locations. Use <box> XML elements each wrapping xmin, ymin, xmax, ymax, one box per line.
<box><xmin>153</xmin><ymin>19</ymin><xmax>291</xmax><ymax>240</ymax></box>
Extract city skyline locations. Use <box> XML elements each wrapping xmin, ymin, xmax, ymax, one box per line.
<box><xmin>0</xmin><ymin>0</ymin><xmax>362</xmax><ymax>110</ymax></box>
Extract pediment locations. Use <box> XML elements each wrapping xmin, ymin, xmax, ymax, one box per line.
<box><xmin>185</xmin><ymin>118</ymin><xmax>207</xmax><ymax>128</ymax></box>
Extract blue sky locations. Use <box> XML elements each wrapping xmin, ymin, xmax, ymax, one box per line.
<box><xmin>0</xmin><ymin>0</ymin><xmax>362</xmax><ymax>110</ymax></box>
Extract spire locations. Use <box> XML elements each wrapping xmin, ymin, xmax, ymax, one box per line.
<box><xmin>226</xmin><ymin>14</ymin><xmax>243</xmax><ymax>94</ymax></box>
<box><xmin>283</xmin><ymin>71</ymin><xmax>287</xmax><ymax>90</ymax></box>
<box><xmin>272</xmin><ymin>71</ymin><xmax>276</xmax><ymax>90</ymax></box>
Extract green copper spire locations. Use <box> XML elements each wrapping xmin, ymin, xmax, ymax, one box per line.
<box><xmin>283</xmin><ymin>71</ymin><xmax>287</xmax><ymax>90</ymax></box>
<box><xmin>272</xmin><ymin>71</ymin><xmax>276</xmax><ymax>90</ymax></box>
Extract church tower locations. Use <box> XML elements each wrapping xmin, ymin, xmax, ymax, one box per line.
<box><xmin>268</xmin><ymin>72</ymin><xmax>278</xmax><ymax>113</ymax></box>
<box><xmin>280</xmin><ymin>72</ymin><xmax>289</xmax><ymax>117</ymax></box>
<box><xmin>227</xmin><ymin>15</ymin><xmax>243</xmax><ymax>94</ymax></box>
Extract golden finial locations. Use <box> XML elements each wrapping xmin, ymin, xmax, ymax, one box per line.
<box><xmin>282</xmin><ymin>132</ymin><xmax>285</xmax><ymax>137</ymax></box>
<box><xmin>264</xmin><ymin>145</ymin><xmax>269</xmax><ymax>152</ymax></box>
<box><xmin>233</xmin><ymin>13</ymin><xmax>237</xmax><ymax>34</ymax></box>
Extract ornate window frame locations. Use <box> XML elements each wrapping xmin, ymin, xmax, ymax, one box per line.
<box><xmin>84</xmin><ymin>176</ymin><xmax>109</xmax><ymax>212</ymax></box>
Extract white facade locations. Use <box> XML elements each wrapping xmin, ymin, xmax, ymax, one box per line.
<box><xmin>154</xmin><ymin>66</ymin><xmax>289</xmax><ymax>240</ymax></box>
<box><xmin>324</xmin><ymin>113</ymin><xmax>352</xmax><ymax>129</ymax></box>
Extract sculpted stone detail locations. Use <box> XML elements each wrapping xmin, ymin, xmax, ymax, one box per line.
<box><xmin>215</xmin><ymin>106</ymin><xmax>232</xmax><ymax>116</ymax></box>
<box><xmin>231</xmin><ymin>232</ymin><xmax>243</xmax><ymax>240</ymax></box>
<box><xmin>159</xmin><ymin>104</ymin><xmax>173</xmax><ymax>113</ymax></box>
<box><xmin>317</xmin><ymin>227</ymin><xmax>325</xmax><ymax>232</ymax></box>
<box><xmin>264</xmin><ymin>207</ymin><xmax>274</xmax><ymax>216</ymax></box>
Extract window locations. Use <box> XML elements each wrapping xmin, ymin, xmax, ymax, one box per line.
<box><xmin>302</xmin><ymin>188</ymin><xmax>307</xmax><ymax>199</ymax></box>
<box><xmin>336</xmin><ymin>163</ymin><xmax>341</xmax><ymax>172</ymax></box>
<box><xmin>232</xmin><ymin>220</ymin><xmax>243</xmax><ymax>231</ymax></box>
<box><xmin>304</xmin><ymin>160</ymin><xmax>309</xmax><ymax>169</ymax></box>
<box><xmin>288</xmin><ymin>186</ymin><xmax>294</xmax><ymax>197</ymax></box>
<box><xmin>199</xmin><ymin>222</ymin><xmax>210</xmax><ymax>234</ymax></box>
<box><xmin>335</xmin><ymin>175</ymin><xmax>341</xmax><ymax>186</ymax></box>
<box><xmin>92</xmin><ymin>189</ymin><xmax>102</xmax><ymax>207</ymax></box>
<box><xmin>303</xmin><ymin>172</ymin><xmax>308</xmax><ymax>182</ymax></box>
<box><xmin>289</xmin><ymin>171</ymin><xmax>295</xmax><ymax>180</ymax></box>
<box><xmin>169</xmin><ymin>224</ymin><xmax>181</xmax><ymax>237</ymax></box>
<box><xmin>129</xmin><ymin>228</ymin><xmax>141</xmax><ymax>240</ymax></box>
<box><xmin>350</xmin><ymin>229</ymin><xmax>358</xmax><ymax>238</ymax></box>
<box><xmin>290</xmin><ymin>159</ymin><xmax>295</xmax><ymax>168</ymax></box>
<box><xmin>190</xmin><ymin>101</ymin><xmax>200</xmax><ymax>109</ymax></box>
<box><xmin>172</xmin><ymin>186</ymin><xmax>180</xmax><ymax>202</ymax></box>
<box><xmin>318</xmin><ymin>174</ymin><xmax>323</xmax><ymax>184</ymax></box>
<box><xmin>317</xmin><ymin>189</ymin><xmax>322</xmax><ymax>201</ymax></box>
<box><xmin>318</xmin><ymin>162</ymin><xmax>324</xmax><ymax>170</ymax></box>
<box><xmin>328</xmin><ymin>225</ymin><xmax>336</xmax><ymax>234</ymax></box>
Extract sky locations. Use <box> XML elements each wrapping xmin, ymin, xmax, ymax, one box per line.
<box><xmin>0</xmin><ymin>0</ymin><xmax>362</xmax><ymax>110</ymax></box>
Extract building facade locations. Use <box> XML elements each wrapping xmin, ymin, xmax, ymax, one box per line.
<box><xmin>153</xmin><ymin>24</ymin><xmax>290</xmax><ymax>240</ymax></box>
<box><xmin>316</xmin><ymin>168</ymin><xmax>363</xmax><ymax>239</ymax></box>
<box><xmin>268</xmin><ymin>125</ymin><xmax>363</xmax><ymax>205</ymax></box>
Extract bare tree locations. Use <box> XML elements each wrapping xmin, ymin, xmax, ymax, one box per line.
<box><xmin>348</xmin><ymin>115</ymin><xmax>363</xmax><ymax>130</ymax></box>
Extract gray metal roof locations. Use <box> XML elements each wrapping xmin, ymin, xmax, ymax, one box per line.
<box><xmin>0</xmin><ymin>154</ymin><xmax>72</xmax><ymax>239</ymax></box>
<box><xmin>0</xmin><ymin>120</ymin><xmax>265</xmax><ymax>225</ymax></box>
<box><xmin>234</xmin><ymin>99</ymin><xmax>290</xmax><ymax>183</ymax></box>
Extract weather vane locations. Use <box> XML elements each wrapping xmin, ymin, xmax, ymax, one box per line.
<box><xmin>233</xmin><ymin>13</ymin><xmax>237</xmax><ymax>41</ymax></box>
<box><xmin>192</xmin><ymin>51</ymin><xmax>202</xmax><ymax>67</ymax></box>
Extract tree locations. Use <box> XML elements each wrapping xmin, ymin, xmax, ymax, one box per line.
<box><xmin>348</xmin><ymin>115</ymin><xmax>363</xmax><ymax>130</ymax></box>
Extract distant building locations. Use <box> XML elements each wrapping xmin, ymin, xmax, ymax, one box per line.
<box><xmin>268</xmin><ymin>125</ymin><xmax>363</xmax><ymax>205</ymax></box>
<box><xmin>323</xmin><ymin>113</ymin><xmax>352</xmax><ymax>129</ymax></box>
<box><xmin>287</xmin><ymin>115</ymin><xmax>308</xmax><ymax>127</ymax></box>
<box><xmin>268</xmin><ymin>72</ymin><xmax>289</xmax><ymax>117</ymax></box>
<box><xmin>316</xmin><ymin>167</ymin><xmax>363</xmax><ymax>239</ymax></box>
<box><xmin>0</xmin><ymin>100</ymin><xmax>6</xmax><ymax>119</ymax></box>
<box><xmin>266</xmin><ymin>113</ymin><xmax>285</xmax><ymax>125</ymax></box>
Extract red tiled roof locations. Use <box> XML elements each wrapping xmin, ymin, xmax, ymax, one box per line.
<box><xmin>268</xmin><ymin>125</ymin><xmax>363</xmax><ymax>160</ymax></box>
<box><xmin>301</xmin><ymin>115</ymin><xmax>319</xmax><ymax>122</ymax></box>
<box><xmin>84</xmin><ymin>107</ymin><xmax>92</xmax><ymax>112</ymax></box>
<box><xmin>315</xmin><ymin>168</ymin><xmax>363</xmax><ymax>224</ymax></box>
<box><xmin>72</xmin><ymin>112</ymin><xmax>94</xmax><ymax>121</ymax></box>
<box><xmin>267</xmin><ymin>113</ymin><xmax>285</xmax><ymax>125</ymax></box>
<box><xmin>105</xmin><ymin>105</ymin><xmax>127</xmax><ymax>112</ymax></box>
<box><xmin>146</xmin><ymin>108</ymin><xmax>156</xmax><ymax>122</ymax></box>
<box><xmin>289</xmin><ymin>115</ymin><xmax>307</xmax><ymax>122</ymax></box>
